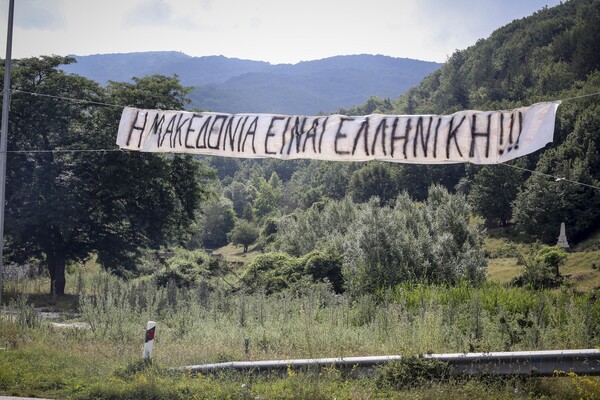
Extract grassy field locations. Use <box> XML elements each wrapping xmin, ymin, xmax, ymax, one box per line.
<box><xmin>485</xmin><ymin>235</ymin><xmax>600</xmax><ymax>292</ymax></box>
<box><xmin>2</xmin><ymin>232</ymin><xmax>600</xmax><ymax>399</ymax></box>
<box><xmin>3</xmin><ymin>268</ymin><xmax>600</xmax><ymax>399</ymax></box>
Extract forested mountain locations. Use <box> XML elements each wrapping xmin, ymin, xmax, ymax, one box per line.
<box><xmin>61</xmin><ymin>53</ymin><xmax>441</xmax><ymax>114</ymax></box>
<box><xmin>380</xmin><ymin>0</ymin><xmax>600</xmax><ymax>244</ymax></box>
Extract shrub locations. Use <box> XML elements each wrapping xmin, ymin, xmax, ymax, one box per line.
<box><xmin>154</xmin><ymin>248</ymin><xmax>210</xmax><ymax>288</ymax></box>
<box><xmin>303</xmin><ymin>251</ymin><xmax>344</xmax><ymax>294</ymax></box>
<box><xmin>376</xmin><ymin>356</ymin><xmax>454</xmax><ymax>389</ymax></box>
<box><xmin>512</xmin><ymin>245</ymin><xmax>567</xmax><ymax>289</ymax></box>
<box><xmin>242</xmin><ymin>252</ymin><xmax>303</xmax><ymax>294</ymax></box>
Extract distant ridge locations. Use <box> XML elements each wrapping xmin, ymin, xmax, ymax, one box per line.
<box><xmin>62</xmin><ymin>52</ymin><xmax>441</xmax><ymax>114</ymax></box>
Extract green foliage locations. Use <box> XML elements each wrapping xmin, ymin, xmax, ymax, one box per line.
<box><xmin>241</xmin><ymin>250</ymin><xmax>344</xmax><ymax>294</ymax></box>
<box><xmin>228</xmin><ymin>219</ymin><xmax>259</xmax><ymax>252</ymax></box>
<box><xmin>154</xmin><ymin>248</ymin><xmax>211</xmax><ymax>288</ymax></box>
<box><xmin>277</xmin><ymin>197</ymin><xmax>358</xmax><ymax>257</ymax></box>
<box><xmin>280</xmin><ymin>186</ymin><xmax>486</xmax><ymax>295</ymax></box>
<box><xmin>468</xmin><ymin>165</ymin><xmax>524</xmax><ymax>226</ymax></box>
<box><xmin>302</xmin><ymin>251</ymin><xmax>344</xmax><ymax>294</ymax></box>
<box><xmin>513</xmin><ymin>245</ymin><xmax>568</xmax><ymax>289</ymax></box>
<box><xmin>2</xmin><ymin>57</ymin><xmax>215</xmax><ymax>295</ymax></box>
<box><xmin>241</xmin><ymin>252</ymin><xmax>303</xmax><ymax>294</ymax></box>
<box><xmin>348</xmin><ymin>162</ymin><xmax>401</xmax><ymax>205</ymax></box>
<box><xmin>201</xmin><ymin>197</ymin><xmax>236</xmax><ymax>249</ymax></box>
<box><xmin>513</xmin><ymin>100</ymin><xmax>600</xmax><ymax>243</ymax></box>
<box><xmin>223</xmin><ymin>181</ymin><xmax>255</xmax><ymax>217</ymax></box>
<box><xmin>344</xmin><ymin>186</ymin><xmax>486</xmax><ymax>294</ymax></box>
<box><xmin>253</xmin><ymin>172</ymin><xmax>283</xmax><ymax>220</ymax></box>
<box><xmin>377</xmin><ymin>356</ymin><xmax>454</xmax><ymax>390</ymax></box>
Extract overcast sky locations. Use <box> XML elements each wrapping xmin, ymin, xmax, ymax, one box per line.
<box><xmin>1</xmin><ymin>0</ymin><xmax>563</xmax><ymax>65</ymax></box>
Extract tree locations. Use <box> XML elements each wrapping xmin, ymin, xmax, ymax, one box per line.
<box><xmin>348</xmin><ymin>162</ymin><xmax>401</xmax><ymax>205</ymax></box>
<box><xmin>201</xmin><ymin>197</ymin><xmax>236</xmax><ymax>249</ymax></box>
<box><xmin>88</xmin><ymin>74</ymin><xmax>213</xmax><ymax>278</ymax></box>
<box><xmin>253</xmin><ymin>172</ymin><xmax>282</xmax><ymax>219</ymax></box>
<box><xmin>224</xmin><ymin>181</ymin><xmax>255</xmax><ymax>217</ymax></box>
<box><xmin>343</xmin><ymin>187</ymin><xmax>486</xmax><ymax>294</ymax></box>
<box><xmin>229</xmin><ymin>219</ymin><xmax>259</xmax><ymax>252</ymax></box>
<box><xmin>3</xmin><ymin>57</ymin><xmax>212</xmax><ymax>294</ymax></box>
<box><xmin>468</xmin><ymin>165</ymin><xmax>523</xmax><ymax>226</ymax></box>
<box><xmin>5</xmin><ymin>56</ymin><xmax>104</xmax><ymax>295</ymax></box>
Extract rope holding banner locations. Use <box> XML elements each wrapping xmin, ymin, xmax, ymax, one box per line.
<box><xmin>144</xmin><ymin>321</ymin><xmax>156</xmax><ymax>363</ymax></box>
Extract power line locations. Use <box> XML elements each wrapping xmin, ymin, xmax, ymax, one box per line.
<box><xmin>559</xmin><ymin>91</ymin><xmax>600</xmax><ymax>102</ymax></box>
<box><xmin>11</xmin><ymin>89</ymin><xmax>124</xmax><ymax>108</ymax></box>
<box><xmin>4</xmin><ymin>148</ymin><xmax>123</xmax><ymax>154</ymax></box>
<box><xmin>12</xmin><ymin>87</ymin><xmax>600</xmax><ymax>112</ymax></box>
<box><xmin>500</xmin><ymin>163</ymin><xmax>600</xmax><ymax>191</ymax></box>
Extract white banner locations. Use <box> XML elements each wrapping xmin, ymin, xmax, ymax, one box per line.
<box><xmin>116</xmin><ymin>101</ymin><xmax>560</xmax><ymax>164</ymax></box>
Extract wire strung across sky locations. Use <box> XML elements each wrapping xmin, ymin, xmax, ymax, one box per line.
<box><xmin>499</xmin><ymin>163</ymin><xmax>600</xmax><ymax>191</ymax></box>
<box><xmin>5</xmin><ymin>89</ymin><xmax>600</xmax><ymax>191</ymax></box>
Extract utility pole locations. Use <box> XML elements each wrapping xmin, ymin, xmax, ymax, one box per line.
<box><xmin>0</xmin><ymin>0</ymin><xmax>15</xmax><ymax>314</ymax></box>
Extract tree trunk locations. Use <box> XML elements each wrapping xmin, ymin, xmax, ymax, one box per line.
<box><xmin>47</xmin><ymin>252</ymin><xmax>67</xmax><ymax>296</ymax></box>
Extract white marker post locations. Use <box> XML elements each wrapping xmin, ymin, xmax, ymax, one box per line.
<box><xmin>144</xmin><ymin>321</ymin><xmax>156</xmax><ymax>363</ymax></box>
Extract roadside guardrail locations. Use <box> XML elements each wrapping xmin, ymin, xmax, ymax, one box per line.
<box><xmin>177</xmin><ymin>349</ymin><xmax>600</xmax><ymax>377</ymax></box>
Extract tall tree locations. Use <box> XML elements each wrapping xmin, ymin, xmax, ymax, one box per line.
<box><xmin>4</xmin><ymin>56</ymin><xmax>104</xmax><ymax>295</ymax></box>
<box><xmin>468</xmin><ymin>165</ymin><xmax>524</xmax><ymax>226</ymax></box>
<box><xmin>3</xmin><ymin>57</ymin><xmax>212</xmax><ymax>294</ymax></box>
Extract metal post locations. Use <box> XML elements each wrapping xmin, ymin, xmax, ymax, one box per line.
<box><xmin>0</xmin><ymin>0</ymin><xmax>15</xmax><ymax>314</ymax></box>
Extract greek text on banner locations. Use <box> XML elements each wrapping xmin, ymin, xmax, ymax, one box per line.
<box><xmin>116</xmin><ymin>101</ymin><xmax>560</xmax><ymax>164</ymax></box>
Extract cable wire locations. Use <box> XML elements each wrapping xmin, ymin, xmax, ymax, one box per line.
<box><xmin>559</xmin><ymin>91</ymin><xmax>600</xmax><ymax>102</ymax></box>
<box><xmin>5</xmin><ymin>148</ymin><xmax>123</xmax><ymax>154</ymax></box>
<box><xmin>11</xmin><ymin>89</ymin><xmax>125</xmax><ymax>108</ymax></box>
<box><xmin>500</xmin><ymin>163</ymin><xmax>600</xmax><ymax>191</ymax></box>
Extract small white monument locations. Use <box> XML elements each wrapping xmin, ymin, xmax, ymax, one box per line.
<box><xmin>557</xmin><ymin>222</ymin><xmax>570</xmax><ymax>249</ymax></box>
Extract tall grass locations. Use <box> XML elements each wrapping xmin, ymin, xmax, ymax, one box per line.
<box><xmin>71</xmin><ymin>272</ymin><xmax>600</xmax><ymax>367</ymax></box>
<box><xmin>3</xmin><ymin>271</ymin><xmax>600</xmax><ymax>399</ymax></box>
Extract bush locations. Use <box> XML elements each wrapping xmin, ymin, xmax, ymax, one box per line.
<box><xmin>376</xmin><ymin>356</ymin><xmax>454</xmax><ymax>389</ymax></box>
<box><xmin>242</xmin><ymin>250</ymin><xmax>345</xmax><ymax>294</ymax></box>
<box><xmin>154</xmin><ymin>248</ymin><xmax>210</xmax><ymax>288</ymax></box>
<box><xmin>512</xmin><ymin>245</ymin><xmax>567</xmax><ymax>289</ymax></box>
<box><xmin>242</xmin><ymin>252</ymin><xmax>303</xmax><ymax>294</ymax></box>
<box><xmin>303</xmin><ymin>251</ymin><xmax>344</xmax><ymax>293</ymax></box>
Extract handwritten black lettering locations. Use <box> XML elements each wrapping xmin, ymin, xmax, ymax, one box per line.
<box><xmin>185</xmin><ymin>114</ymin><xmax>201</xmax><ymax>149</ymax></box>
<box><xmin>149</xmin><ymin>113</ymin><xmax>165</xmax><ymax>139</ymax></box>
<box><xmin>160</xmin><ymin>114</ymin><xmax>178</xmax><ymax>148</ymax></box>
<box><xmin>174</xmin><ymin>113</ymin><xmax>191</xmax><ymax>148</ymax></box>
<box><xmin>126</xmin><ymin>111</ymin><xmax>148</xmax><ymax>147</ymax></box>
<box><xmin>235</xmin><ymin>116</ymin><xmax>249</xmax><ymax>152</ymax></box>
<box><xmin>352</xmin><ymin>118</ymin><xmax>370</xmax><ymax>156</ymax></box>
<box><xmin>241</xmin><ymin>117</ymin><xmax>258</xmax><ymax>153</ymax></box>
<box><xmin>414</xmin><ymin>117</ymin><xmax>432</xmax><ymax>158</ymax></box>
<box><xmin>195</xmin><ymin>115</ymin><xmax>212</xmax><ymax>149</ymax></box>
<box><xmin>514</xmin><ymin>112</ymin><xmax>523</xmax><ymax>150</ymax></box>
<box><xmin>318</xmin><ymin>117</ymin><xmax>328</xmax><ymax>153</ymax></box>
<box><xmin>302</xmin><ymin>119</ymin><xmax>320</xmax><ymax>153</ymax></box>
<box><xmin>391</xmin><ymin>117</ymin><xmax>410</xmax><ymax>158</ymax></box>
<box><xmin>446</xmin><ymin>116</ymin><xmax>466</xmax><ymax>159</ymax></box>
<box><xmin>433</xmin><ymin>118</ymin><xmax>442</xmax><ymax>158</ymax></box>
<box><xmin>335</xmin><ymin>117</ymin><xmax>353</xmax><ymax>155</ymax></box>
<box><xmin>469</xmin><ymin>114</ymin><xmax>491</xmax><ymax>158</ymax></box>
<box><xmin>372</xmin><ymin>118</ymin><xmax>388</xmax><ymax>156</ymax></box>
<box><xmin>208</xmin><ymin>115</ymin><xmax>228</xmax><ymax>150</ymax></box>
<box><xmin>266</xmin><ymin>116</ymin><xmax>285</xmax><ymax>155</ymax></box>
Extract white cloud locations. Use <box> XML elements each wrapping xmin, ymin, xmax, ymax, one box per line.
<box><xmin>7</xmin><ymin>0</ymin><xmax>66</xmax><ymax>30</ymax></box>
<box><xmin>1</xmin><ymin>0</ymin><xmax>564</xmax><ymax>64</ymax></box>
